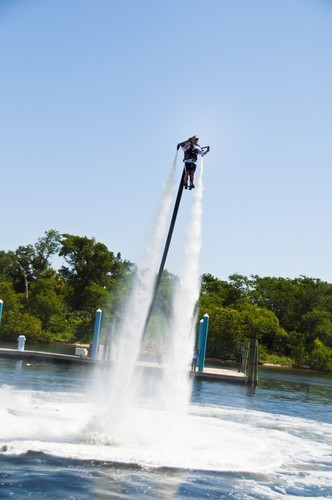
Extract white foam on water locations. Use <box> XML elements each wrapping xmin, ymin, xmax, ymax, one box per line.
<box><xmin>1</xmin><ymin>385</ymin><xmax>332</xmax><ymax>486</ymax></box>
<box><xmin>1</xmin><ymin>384</ymin><xmax>332</xmax><ymax>499</ymax></box>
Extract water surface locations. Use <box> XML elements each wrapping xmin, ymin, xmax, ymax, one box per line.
<box><xmin>0</xmin><ymin>359</ymin><xmax>331</xmax><ymax>499</ymax></box>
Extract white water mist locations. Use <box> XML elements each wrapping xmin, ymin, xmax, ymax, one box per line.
<box><xmin>89</xmin><ymin>153</ymin><xmax>179</xmax><ymax>433</ymax></box>
<box><xmin>87</xmin><ymin>155</ymin><xmax>205</xmax><ymax>448</ymax></box>
<box><xmin>114</xmin><ymin>151</ymin><xmax>178</xmax><ymax>367</ymax></box>
<box><xmin>160</xmin><ymin>158</ymin><xmax>204</xmax><ymax>413</ymax></box>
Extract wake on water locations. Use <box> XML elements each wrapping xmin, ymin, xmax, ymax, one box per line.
<box><xmin>2</xmin><ymin>382</ymin><xmax>332</xmax><ymax>482</ymax></box>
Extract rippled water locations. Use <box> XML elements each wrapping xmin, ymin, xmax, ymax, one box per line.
<box><xmin>0</xmin><ymin>359</ymin><xmax>331</xmax><ymax>499</ymax></box>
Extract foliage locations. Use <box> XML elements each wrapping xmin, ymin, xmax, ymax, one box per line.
<box><xmin>309</xmin><ymin>339</ymin><xmax>332</xmax><ymax>371</ymax></box>
<box><xmin>0</xmin><ymin>231</ymin><xmax>132</xmax><ymax>344</ymax></box>
<box><xmin>198</xmin><ymin>273</ymin><xmax>332</xmax><ymax>370</ymax></box>
<box><xmin>260</xmin><ymin>353</ymin><xmax>294</xmax><ymax>367</ymax></box>
<box><xmin>0</xmin><ymin>281</ymin><xmax>43</xmax><ymax>341</ymax></box>
<box><xmin>204</xmin><ymin>305</ymin><xmax>243</xmax><ymax>359</ymax></box>
<box><xmin>1</xmin><ymin>233</ymin><xmax>332</xmax><ymax>371</ymax></box>
<box><xmin>154</xmin><ymin>270</ymin><xmax>178</xmax><ymax>318</ymax></box>
<box><xmin>238</xmin><ymin>303</ymin><xmax>288</xmax><ymax>350</ymax></box>
<box><xmin>0</xmin><ymin>230</ymin><xmax>62</xmax><ymax>298</ymax></box>
<box><xmin>28</xmin><ymin>275</ymin><xmax>65</xmax><ymax>332</ymax></box>
<box><xmin>59</xmin><ymin>234</ymin><xmax>133</xmax><ymax>314</ymax></box>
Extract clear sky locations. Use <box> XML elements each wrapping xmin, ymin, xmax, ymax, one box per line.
<box><xmin>1</xmin><ymin>0</ymin><xmax>332</xmax><ymax>282</ymax></box>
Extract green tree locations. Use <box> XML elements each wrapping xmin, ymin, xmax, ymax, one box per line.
<box><xmin>249</xmin><ymin>276</ymin><xmax>301</xmax><ymax>331</ymax></box>
<box><xmin>251</xmin><ymin>275</ymin><xmax>332</xmax><ymax>334</ymax></box>
<box><xmin>0</xmin><ymin>249</ymin><xmax>29</xmax><ymax>298</ymax></box>
<box><xmin>289</xmin><ymin>334</ymin><xmax>308</xmax><ymax>367</ymax></box>
<box><xmin>33</xmin><ymin>229</ymin><xmax>62</xmax><ymax>273</ymax></box>
<box><xmin>301</xmin><ymin>308</ymin><xmax>332</xmax><ymax>348</ymax></box>
<box><xmin>201</xmin><ymin>273</ymin><xmax>242</xmax><ymax>308</ymax></box>
<box><xmin>60</xmin><ymin>234</ymin><xmax>122</xmax><ymax>310</ymax></box>
<box><xmin>0</xmin><ymin>281</ymin><xmax>43</xmax><ymax>341</ymax></box>
<box><xmin>205</xmin><ymin>305</ymin><xmax>243</xmax><ymax>359</ymax></box>
<box><xmin>238</xmin><ymin>303</ymin><xmax>288</xmax><ymax>352</ymax></box>
<box><xmin>0</xmin><ymin>230</ymin><xmax>62</xmax><ymax>299</ymax></box>
<box><xmin>154</xmin><ymin>270</ymin><xmax>178</xmax><ymax>318</ymax></box>
<box><xmin>229</xmin><ymin>273</ymin><xmax>255</xmax><ymax>301</ymax></box>
<box><xmin>0</xmin><ymin>250</ymin><xmax>17</xmax><ymax>281</ymax></box>
<box><xmin>59</xmin><ymin>234</ymin><xmax>133</xmax><ymax>340</ymax></box>
<box><xmin>28</xmin><ymin>274</ymin><xmax>65</xmax><ymax>333</ymax></box>
<box><xmin>309</xmin><ymin>338</ymin><xmax>332</xmax><ymax>371</ymax></box>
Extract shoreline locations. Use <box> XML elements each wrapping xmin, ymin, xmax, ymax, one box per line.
<box><xmin>206</xmin><ymin>357</ymin><xmax>332</xmax><ymax>374</ymax></box>
<box><xmin>1</xmin><ymin>344</ymin><xmax>330</xmax><ymax>374</ymax></box>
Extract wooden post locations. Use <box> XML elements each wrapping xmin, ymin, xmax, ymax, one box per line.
<box><xmin>246</xmin><ymin>339</ymin><xmax>258</xmax><ymax>385</ymax></box>
<box><xmin>241</xmin><ymin>342</ymin><xmax>249</xmax><ymax>374</ymax></box>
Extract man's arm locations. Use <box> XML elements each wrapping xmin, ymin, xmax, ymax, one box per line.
<box><xmin>201</xmin><ymin>146</ymin><xmax>210</xmax><ymax>156</ymax></box>
<box><xmin>177</xmin><ymin>139</ymin><xmax>191</xmax><ymax>150</ymax></box>
<box><xmin>195</xmin><ymin>145</ymin><xmax>210</xmax><ymax>156</ymax></box>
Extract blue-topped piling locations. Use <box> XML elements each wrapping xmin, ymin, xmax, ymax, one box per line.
<box><xmin>91</xmin><ymin>308</ymin><xmax>103</xmax><ymax>359</ymax></box>
<box><xmin>197</xmin><ymin>314</ymin><xmax>209</xmax><ymax>372</ymax></box>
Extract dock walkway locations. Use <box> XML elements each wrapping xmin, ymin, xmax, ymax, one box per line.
<box><xmin>0</xmin><ymin>348</ymin><xmax>95</xmax><ymax>365</ymax></box>
<box><xmin>0</xmin><ymin>348</ymin><xmax>248</xmax><ymax>384</ymax></box>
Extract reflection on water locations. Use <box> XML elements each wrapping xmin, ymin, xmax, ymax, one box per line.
<box><xmin>2</xmin><ymin>357</ymin><xmax>331</xmax><ymax>423</ymax></box>
<box><xmin>258</xmin><ymin>366</ymin><xmax>332</xmax><ymax>418</ymax></box>
<box><xmin>193</xmin><ymin>364</ymin><xmax>332</xmax><ymax>424</ymax></box>
<box><xmin>0</xmin><ymin>358</ymin><xmax>93</xmax><ymax>393</ymax></box>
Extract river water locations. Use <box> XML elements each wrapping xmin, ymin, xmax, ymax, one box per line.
<box><xmin>0</xmin><ymin>358</ymin><xmax>331</xmax><ymax>499</ymax></box>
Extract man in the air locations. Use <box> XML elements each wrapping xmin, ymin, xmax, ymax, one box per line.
<box><xmin>177</xmin><ymin>135</ymin><xmax>210</xmax><ymax>190</ymax></box>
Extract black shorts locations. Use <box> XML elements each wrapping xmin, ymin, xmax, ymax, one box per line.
<box><xmin>184</xmin><ymin>162</ymin><xmax>196</xmax><ymax>173</ymax></box>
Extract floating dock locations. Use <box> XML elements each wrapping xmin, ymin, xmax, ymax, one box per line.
<box><xmin>0</xmin><ymin>348</ymin><xmax>248</xmax><ymax>384</ymax></box>
<box><xmin>0</xmin><ymin>348</ymin><xmax>95</xmax><ymax>365</ymax></box>
<box><xmin>191</xmin><ymin>366</ymin><xmax>247</xmax><ymax>383</ymax></box>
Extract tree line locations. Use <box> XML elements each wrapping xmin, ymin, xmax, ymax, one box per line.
<box><xmin>199</xmin><ymin>273</ymin><xmax>332</xmax><ymax>370</ymax></box>
<box><xmin>0</xmin><ymin>230</ymin><xmax>331</xmax><ymax>371</ymax></box>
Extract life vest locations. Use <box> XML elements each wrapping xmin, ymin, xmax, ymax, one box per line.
<box><xmin>183</xmin><ymin>144</ymin><xmax>198</xmax><ymax>163</ymax></box>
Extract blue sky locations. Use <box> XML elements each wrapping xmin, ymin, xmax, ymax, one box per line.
<box><xmin>1</xmin><ymin>0</ymin><xmax>332</xmax><ymax>282</ymax></box>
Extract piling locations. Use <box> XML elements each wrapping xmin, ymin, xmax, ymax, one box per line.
<box><xmin>17</xmin><ymin>335</ymin><xmax>26</xmax><ymax>351</ymax></box>
<box><xmin>103</xmin><ymin>321</ymin><xmax>114</xmax><ymax>362</ymax></box>
<box><xmin>197</xmin><ymin>314</ymin><xmax>209</xmax><ymax>372</ymax></box>
<box><xmin>242</xmin><ymin>339</ymin><xmax>258</xmax><ymax>385</ymax></box>
<box><xmin>91</xmin><ymin>309</ymin><xmax>103</xmax><ymax>359</ymax></box>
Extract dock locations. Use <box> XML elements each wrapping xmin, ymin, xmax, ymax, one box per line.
<box><xmin>0</xmin><ymin>348</ymin><xmax>248</xmax><ymax>384</ymax></box>
<box><xmin>0</xmin><ymin>348</ymin><xmax>96</xmax><ymax>365</ymax></box>
<box><xmin>191</xmin><ymin>366</ymin><xmax>247</xmax><ymax>383</ymax></box>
